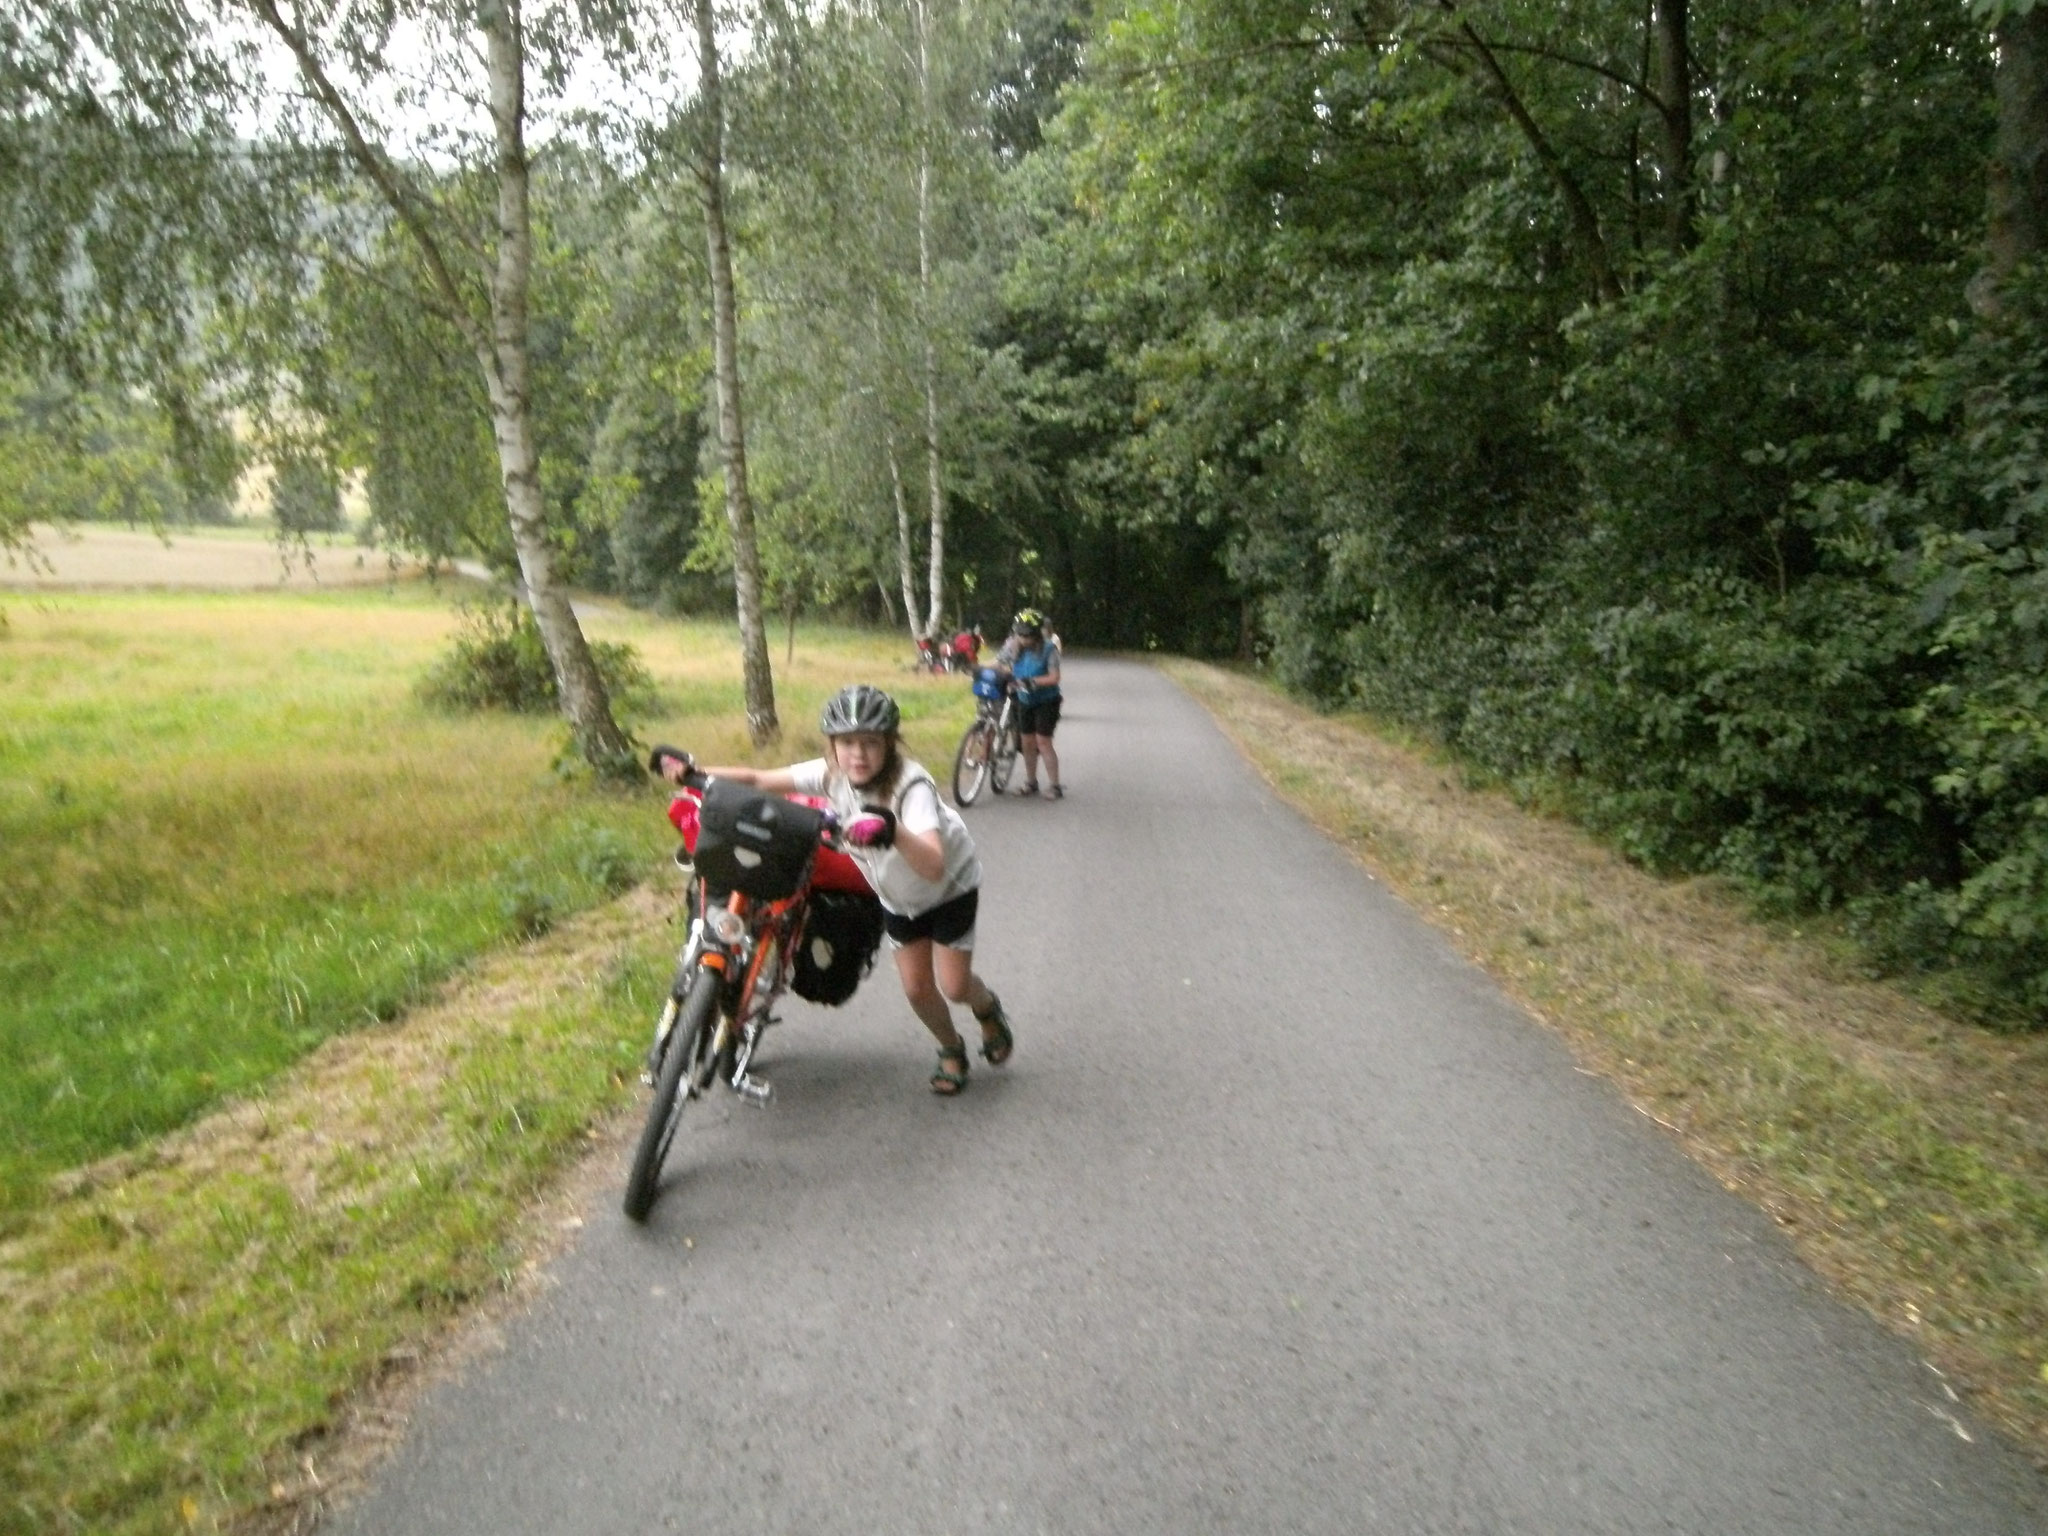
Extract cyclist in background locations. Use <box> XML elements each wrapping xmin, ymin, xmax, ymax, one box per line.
<box><xmin>995</xmin><ymin>608</ymin><xmax>1063</xmax><ymax>799</ymax></box>
<box><xmin>660</xmin><ymin>684</ymin><xmax>1015</xmax><ymax>1096</ymax></box>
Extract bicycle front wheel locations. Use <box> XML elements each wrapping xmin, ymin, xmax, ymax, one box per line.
<box><xmin>991</xmin><ymin>724</ymin><xmax>1020</xmax><ymax>794</ymax></box>
<box><xmin>952</xmin><ymin>720</ymin><xmax>993</xmax><ymax>806</ymax></box>
<box><xmin>623</xmin><ymin>966</ymin><xmax>720</xmax><ymax>1221</ymax></box>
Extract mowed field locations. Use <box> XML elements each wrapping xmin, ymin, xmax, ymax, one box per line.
<box><xmin>2</xmin><ymin>522</ymin><xmax>424</xmax><ymax>590</ymax></box>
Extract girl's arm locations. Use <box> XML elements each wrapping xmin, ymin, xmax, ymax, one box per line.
<box><xmin>887</xmin><ymin>822</ymin><xmax>948</xmax><ymax>883</ymax></box>
<box><xmin>663</xmin><ymin>760</ymin><xmax>804</xmax><ymax>795</ymax></box>
<box><xmin>870</xmin><ymin>779</ymin><xmax>947</xmax><ymax>882</ymax></box>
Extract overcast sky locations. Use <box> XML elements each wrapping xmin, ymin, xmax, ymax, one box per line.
<box><xmin>233</xmin><ymin>4</ymin><xmax>713</xmax><ymax>164</ymax></box>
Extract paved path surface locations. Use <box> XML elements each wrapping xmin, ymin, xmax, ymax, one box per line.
<box><xmin>329</xmin><ymin>659</ymin><xmax>2047</xmax><ymax>1535</ymax></box>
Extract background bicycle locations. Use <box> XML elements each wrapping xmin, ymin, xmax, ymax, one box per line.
<box><xmin>951</xmin><ymin>666</ymin><xmax>1019</xmax><ymax>806</ymax></box>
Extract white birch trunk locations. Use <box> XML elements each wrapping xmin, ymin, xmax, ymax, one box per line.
<box><xmin>694</xmin><ymin>0</ymin><xmax>779</xmax><ymax>744</ymax></box>
<box><xmin>885</xmin><ymin>427</ymin><xmax>920</xmax><ymax>639</ymax></box>
<box><xmin>915</xmin><ymin>0</ymin><xmax>947</xmax><ymax>639</ymax></box>
<box><xmin>477</xmin><ymin>0</ymin><xmax>629</xmax><ymax>765</ymax></box>
<box><xmin>248</xmin><ymin>0</ymin><xmax>633</xmax><ymax>767</ymax></box>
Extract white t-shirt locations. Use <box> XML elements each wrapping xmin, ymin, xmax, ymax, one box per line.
<box><xmin>788</xmin><ymin>758</ymin><xmax>982</xmax><ymax>917</ymax></box>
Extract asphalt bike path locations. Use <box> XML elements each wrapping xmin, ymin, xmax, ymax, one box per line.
<box><xmin>329</xmin><ymin>659</ymin><xmax>2047</xmax><ymax>1535</ymax></box>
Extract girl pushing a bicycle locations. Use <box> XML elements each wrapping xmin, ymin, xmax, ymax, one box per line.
<box><xmin>657</xmin><ymin>683</ymin><xmax>1014</xmax><ymax>1096</ymax></box>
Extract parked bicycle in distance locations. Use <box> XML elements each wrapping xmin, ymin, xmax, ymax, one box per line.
<box><xmin>624</xmin><ymin>749</ymin><xmax>882</xmax><ymax>1222</ymax></box>
<box><xmin>914</xmin><ymin>626</ymin><xmax>984</xmax><ymax>675</ymax></box>
<box><xmin>952</xmin><ymin>667</ymin><xmax>1020</xmax><ymax>806</ymax></box>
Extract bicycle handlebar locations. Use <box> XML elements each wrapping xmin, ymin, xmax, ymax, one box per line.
<box><xmin>651</xmin><ymin>745</ymin><xmax>845</xmax><ymax>853</ymax></box>
<box><xmin>648</xmin><ymin>744</ymin><xmax>707</xmax><ymax>791</ymax></box>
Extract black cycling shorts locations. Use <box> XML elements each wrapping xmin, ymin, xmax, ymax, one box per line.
<box><xmin>882</xmin><ymin>887</ymin><xmax>979</xmax><ymax>950</ymax></box>
<box><xmin>1017</xmin><ymin>697</ymin><xmax>1062</xmax><ymax>737</ymax></box>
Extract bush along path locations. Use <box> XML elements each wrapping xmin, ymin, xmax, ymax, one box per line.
<box><xmin>0</xmin><ymin>883</ymin><xmax>680</xmax><ymax>1536</ymax></box>
<box><xmin>1165</xmin><ymin>660</ymin><xmax>2048</xmax><ymax>1465</ymax></box>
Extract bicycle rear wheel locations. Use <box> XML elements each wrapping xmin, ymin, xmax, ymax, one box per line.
<box><xmin>952</xmin><ymin>720</ymin><xmax>993</xmax><ymax>805</ymax></box>
<box><xmin>623</xmin><ymin>966</ymin><xmax>720</xmax><ymax>1221</ymax></box>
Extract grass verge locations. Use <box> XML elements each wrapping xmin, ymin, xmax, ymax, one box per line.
<box><xmin>0</xmin><ymin>886</ymin><xmax>674</xmax><ymax>1536</ymax></box>
<box><xmin>0</xmin><ymin>591</ymin><xmax>976</xmax><ymax>1534</ymax></box>
<box><xmin>1163</xmin><ymin>658</ymin><xmax>2048</xmax><ymax>1461</ymax></box>
<box><xmin>0</xmin><ymin>587</ymin><xmax>649</xmax><ymax>1226</ymax></box>
<box><xmin>0</xmin><ymin>591</ymin><xmax>970</xmax><ymax>1229</ymax></box>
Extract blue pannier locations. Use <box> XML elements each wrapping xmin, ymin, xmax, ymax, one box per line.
<box><xmin>973</xmin><ymin>667</ymin><xmax>1006</xmax><ymax>701</ymax></box>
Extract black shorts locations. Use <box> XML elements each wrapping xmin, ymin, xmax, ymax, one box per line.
<box><xmin>1017</xmin><ymin>697</ymin><xmax>1062</xmax><ymax>737</ymax></box>
<box><xmin>882</xmin><ymin>887</ymin><xmax>979</xmax><ymax>950</ymax></box>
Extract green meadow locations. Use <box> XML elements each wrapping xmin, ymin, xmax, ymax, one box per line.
<box><xmin>0</xmin><ymin>586</ymin><xmax>971</xmax><ymax>1231</ymax></box>
<box><xmin>0</xmin><ymin>583</ymin><xmax>976</xmax><ymax>1534</ymax></box>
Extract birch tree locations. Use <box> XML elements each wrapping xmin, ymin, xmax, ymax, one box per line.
<box><xmin>691</xmin><ymin>0</ymin><xmax>779</xmax><ymax>742</ymax></box>
<box><xmin>250</xmin><ymin>0</ymin><xmax>636</xmax><ymax>767</ymax></box>
<box><xmin>11</xmin><ymin>0</ymin><xmax>637</xmax><ymax>768</ymax></box>
<box><xmin>732</xmin><ymin>0</ymin><xmax>998</xmax><ymax>641</ymax></box>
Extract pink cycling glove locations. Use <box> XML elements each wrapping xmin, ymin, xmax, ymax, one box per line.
<box><xmin>844</xmin><ymin>807</ymin><xmax>897</xmax><ymax>848</ymax></box>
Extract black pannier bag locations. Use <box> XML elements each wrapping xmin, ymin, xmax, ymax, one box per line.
<box><xmin>792</xmin><ymin>889</ymin><xmax>886</xmax><ymax>1005</ymax></box>
<box><xmin>692</xmin><ymin>779</ymin><xmax>825</xmax><ymax>900</ymax></box>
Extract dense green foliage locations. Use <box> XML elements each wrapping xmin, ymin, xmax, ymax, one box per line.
<box><xmin>0</xmin><ymin>377</ymin><xmax>235</xmax><ymax>536</ymax></box>
<box><xmin>7</xmin><ymin>0</ymin><xmax>2045</xmax><ymax>1006</ymax></box>
<box><xmin>991</xmin><ymin>0</ymin><xmax>2048</xmax><ymax>1012</ymax></box>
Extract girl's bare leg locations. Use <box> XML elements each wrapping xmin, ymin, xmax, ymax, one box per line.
<box><xmin>1036</xmin><ymin>734</ymin><xmax>1060</xmax><ymax>788</ymax></box>
<box><xmin>894</xmin><ymin>940</ymin><xmax>964</xmax><ymax>1049</ymax></box>
<box><xmin>934</xmin><ymin>944</ymin><xmax>1007</xmax><ymax>1058</ymax></box>
<box><xmin>1019</xmin><ymin>735</ymin><xmax>1041</xmax><ymax>787</ymax></box>
<box><xmin>933</xmin><ymin>943</ymin><xmax>995</xmax><ymax>1016</ymax></box>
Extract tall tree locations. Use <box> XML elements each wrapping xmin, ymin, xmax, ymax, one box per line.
<box><xmin>243</xmin><ymin>0</ymin><xmax>634</xmax><ymax>767</ymax></box>
<box><xmin>912</xmin><ymin>0</ymin><xmax>950</xmax><ymax>638</ymax></box>
<box><xmin>11</xmin><ymin>0</ymin><xmax>638</xmax><ymax>767</ymax></box>
<box><xmin>693</xmin><ymin>0</ymin><xmax>780</xmax><ymax>743</ymax></box>
<box><xmin>1980</xmin><ymin>0</ymin><xmax>2048</xmax><ymax>311</ymax></box>
<box><xmin>732</xmin><ymin>0</ymin><xmax>1000</xmax><ymax>641</ymax></box>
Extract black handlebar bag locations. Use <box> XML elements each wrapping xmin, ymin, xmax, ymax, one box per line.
<box><xmin>692</xmin><ymin>779</ymin><xmax>824</xmax><ymax>900</ymax></box>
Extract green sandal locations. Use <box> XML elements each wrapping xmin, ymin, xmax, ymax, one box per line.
<box><xmin>931</xmin><ymin>1042</ymin><xmax>970</xmax><ymax>1096</ymax></box>
<box><xmin>974</xmin><ymin>994</ymin><xmax>1015</xmax><ymax>1066</ymax></box>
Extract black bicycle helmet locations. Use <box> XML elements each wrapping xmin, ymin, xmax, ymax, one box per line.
<box><xmin>1012</xmin><ymin>606</ymin><xmax>1046</xmax><ymax>638</ymax></box>
<box><xmin>819</xmin><ymin>683</ymin><xmax>900</xmax><ymax>737</ymax></box>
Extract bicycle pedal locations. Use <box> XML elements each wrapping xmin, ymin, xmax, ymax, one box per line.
<box><xmin>733</xmin><ymin>1073</ymin><xmax>773</xmax><ymax>1106</ymax></box>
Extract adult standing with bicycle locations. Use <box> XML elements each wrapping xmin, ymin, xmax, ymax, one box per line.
<box><xmin>662</xmin><ymin>684</ymin><xmax>1015</xmax><ymax>1096</ymax></box>
<box><xmin>996</xmin><ymin>608</ymin><xmax>1063</xmax><ymax>799</ymax></box>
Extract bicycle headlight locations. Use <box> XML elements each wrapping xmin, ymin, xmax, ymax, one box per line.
<box><xmin>706</xmin><ymin>906</ymin><xmax>747</xmax><ymax>947</ymax></box>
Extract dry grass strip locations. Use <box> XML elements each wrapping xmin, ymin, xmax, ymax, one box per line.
<box><xmin>1164</xmin><ymin>658</ymin><xmax>2048</xmax><ymax>1462</ymax></box>
<box><xmin>0</xmin><ymin>885</ymin><xmax>675</xmax><ymax>1536</ymax></box>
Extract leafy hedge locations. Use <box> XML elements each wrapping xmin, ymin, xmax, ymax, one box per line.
<box><xmin>1018</xmin><ymin>0</ymin><xmax>2047</xmax><ymax>1016</ymax></box>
